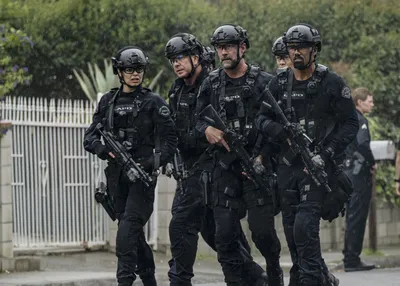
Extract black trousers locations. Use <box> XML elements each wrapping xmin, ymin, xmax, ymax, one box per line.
<box><xmin>168</xmin><ymin>170</ymin><xmax>214</xmax><ymax>286</ymax></box>
<box><xmin>277</xmin><ymin>161</ymin><xmax>334</xmax><ymax>286</ymax></box>
<box><xmin>168</xmin><ymin>170</ymin><xmax>265</xmax><ymax>286</ymax></box>
<box><xmin>243</xmin><ymin>184</ymin><xmax>282</xmax><ymax>283</ymax></box>
<box><xmin>343</xmin><ymin>168</ymin><xmax>373</xmax><ymax>265</ymax></box>
<box><xmin>210</xmin><ymin>164</ymin><xmax>266</xmax><ymax>285</ymax></box>
<box><xmin>109</xmin><ymin>165</ymin><xmax>156</xmax><ymax>286</ymax></box>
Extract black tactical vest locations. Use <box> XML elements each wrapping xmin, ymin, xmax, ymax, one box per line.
<box><xmin>169</xmin><ymin>83</ymin><xmax>198</xmax><ymax>137</ymax></box>
<box><xmin>105</xmin><ymin>87</ymin><xmax>154</xmax><ymax>151</ymax></box>
<box><xmin>208</xmin><ymin>66</ymin><xmax>261</xmax><ymax>136</ymax></box>
<box><xmin>276</xmin><ymin>64</ymin><xmax>328</xmax><ymax>141</ymax></box>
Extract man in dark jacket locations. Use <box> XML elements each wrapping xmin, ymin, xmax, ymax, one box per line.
<box><xmin>343</xmin><ymin>87</ymin><xmax>376</xmax><ymax>272</ymax></box>
<box><xmin>196</xmin><ymin>24</ymin><xmax>282</xmax><ymax>286</ymax></box>
<box><xmin>256</xmin><ymin>24</ymin><xmax>358</xmax><ymax>286</ymax></box>
<box><xmin>165</xmin><ymin>33</ymin><xmax>267</xmax><ymax>286</ymax></box>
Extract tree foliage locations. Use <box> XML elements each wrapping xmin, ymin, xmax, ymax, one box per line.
<box><xmin>3</xmin><ymin>0</ymin><xmax>400</xmax><ymax>125</ymax></box>
<box><xmin>0</xmin><ymin>24</ymin><xmax>32</xmax><ymax>99</ymax></box>
<box><xmin>2</xmin><ymin>0</ymin><xmax>400</xmax><ymax>198</ymax></box>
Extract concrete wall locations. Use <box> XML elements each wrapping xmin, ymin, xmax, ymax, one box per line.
<box><xmin>156</xmin><ymin>175</ymin><xmax>400</xmax><ymax>256</ymax></box>
<box><xmin>0</xmin><ymin>127</ymin><xmax>14</xmax><ymax>270</ymax></box>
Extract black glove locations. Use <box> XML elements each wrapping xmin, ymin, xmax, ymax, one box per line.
<box><xmin>321</xmin><ymin>190</ymin><xmax>347</xmax><ymax>222</ymax></box>
<box><xmin>262</xmin><ymin>121</ymin><xmax>286</xmax><ymax>142</ymax></box>
<box><xmin>93</xmin><ymin>142</ymin><xmax>110</xmax><ymax>160</ymax></box>
<box><xmin>138</xmin><ymin>156</ymin><xmax>154</xmax><ymax>173</ymax></box>
<box><xmin>319</xmin><ymin>146</ymin><xmax>335</xmax><ymax>163</ymax></box>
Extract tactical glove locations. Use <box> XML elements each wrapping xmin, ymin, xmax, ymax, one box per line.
<box><xmin>138</xmin><ymin>155</ymin><xmax>154</xmax><ymax>173</ymax></box>
<box><xmin>93</xmin><ymin>142</ymin><xmax>111</xmax><ymax>160</ymax></box>
<box><xmin>262</xmin><ymin>121</ymin><xmax>287</xmax><ymax>142</ymax></box>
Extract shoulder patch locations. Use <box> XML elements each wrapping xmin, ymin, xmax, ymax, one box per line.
<box><xmin>158</xmin><ymin>105</ymin><xmax>171</xmax><ymax>118</ymax></box>
<box><xmin>341</xmin><ymin>86</ymin><xmax>351</xmax><ymax>99</ymax></box>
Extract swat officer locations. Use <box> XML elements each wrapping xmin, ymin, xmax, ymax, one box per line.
<box><xmin>272</xmin><ymin>36</ymin><xmax>291</xmax><ymax>69</ymax></box>
<box><xmin>343</xmin><ymin>87</ymin><xmax>376</xmax><ymax>272</ymax></box>
<box><xmin>83</xmin><ymin>46</ymin><xmax>177</xmax><ymax>286</ymax></box>
<box><xmin>203</xmin><ymin>46</ymin><xmax>217</xmax><ymax>71</ymax></box>
<box><xmin>165</xmin><ymin>33</ymin><xmax>266</xmax><ymax>286</ymax></box>
<box><xmin>164</xmin><ymin>33</ymin><xmax>217</xmax><ymax>286</ymax></box>
<box><xmin>256</xmin><ymin>24</ymin><xmax>358</xmax><ymax>286</ymax></box>
<box><xmin>196</xmin><ymin>24</ymin><xmax>282</xmax><ymax>286</ymax></box>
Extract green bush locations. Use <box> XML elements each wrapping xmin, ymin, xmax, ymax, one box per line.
<box><xmin>369</xmin><ymin>116</ymin><xmax>400</xmax><ymax>206</ymax></box>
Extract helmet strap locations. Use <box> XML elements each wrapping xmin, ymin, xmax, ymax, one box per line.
<box><xmin>184</xmin><ymin>55</ymin><xmax>200</xmax><ymax>79</ymax></box>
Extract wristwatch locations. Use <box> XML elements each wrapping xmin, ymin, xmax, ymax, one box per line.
<box><xmin>395</xmin><ymin>179</ymin><xmax>400</xmax><ymax>183</ymax></box>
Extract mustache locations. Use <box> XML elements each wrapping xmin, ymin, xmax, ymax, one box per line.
<box><xmin>294</xmin><ymin>56</ymin><xmax>303</xmax><ymax>60</ymax></box>
<box><xmin>221</xmin><ymin>58</ymin><xmax>233</xmax><ymax>62</ymax></box>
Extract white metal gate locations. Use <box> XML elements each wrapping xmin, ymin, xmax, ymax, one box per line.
<box><xmin>1</xmin><ymin>96</ymin><xmax>158</xmax><ymax>250</ymax></box>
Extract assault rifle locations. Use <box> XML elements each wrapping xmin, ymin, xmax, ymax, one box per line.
<box><xmin>96</xmin><ymin>123</ymin><xmax>154</xmax><ymax>188</ymax></box>
<box><xmin>261</xmin><ymin>88</ymin><xmax>332</xmax><ymax>193</ymax></box>
<box><xmin>164</xmin><ymin>149</ymin><xmax>189</xmax><ymax>190</ymax></box>
<box><xmin>94</xmin><ymin>182</ymin><xmax>116</xmax><ymax>221</ymax></box>
<box><xmin>199</xmin><ymin>104</ymin><xmax>275</xmax><ymax>207</ymax></box>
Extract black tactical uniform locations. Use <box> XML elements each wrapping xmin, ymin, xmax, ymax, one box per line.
<box><xmin>165</xmin><ymin>33</ymin><xmax>265</xmax><ymax>286</ymax></box>
<box><xmin>343</xmin><ymin>109</ymin><xmax>376</xmax><ymax>271</ymax></box>
<box><xmin>196</xmin><ymin>24</ymin><xmax>282</xmax><ymax>286</ymax></box>
<box><xmin>83</xmin><ymin>46</ymin><xmax>177</xmax><ymax>286</ymax></box>
<box><xmin>165</xmin><ymin>34</ymin><xmax>217</xmax><ymax>285</ymax></box>
<box><xmin>256</xmin><ymin>24</ymin><xmax>358</xmax><ymax>286</ymax></box>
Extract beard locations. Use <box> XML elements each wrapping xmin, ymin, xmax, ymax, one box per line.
<box><xmin>221</xmin><ymin>58</ymin><xmax>239</xmax><ymax>70</ymax></box>
<box><xmin>293</xmin><ymin>57</ymin><xmax>309</xmax><ymax>70</ymax></box>
<box><xmin>293</xmin><ymin>61</ymin><xmax>308</xmax><ymax>70</ymax></box>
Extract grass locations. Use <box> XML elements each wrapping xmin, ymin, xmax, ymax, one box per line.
<box><xmin>362</xmin><ymin>248</ymin><xmax>385</xmax><ymax>256</ymax></box>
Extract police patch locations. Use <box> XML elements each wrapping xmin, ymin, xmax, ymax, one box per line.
<box><xmin>159</xmin><ymin>105</ymin><xmax>171</xmax><ymax>118</ymax></box>
<box><xmin>341</xmin><ymin>86</ymin><xmax>351</xmax><ymax>99</ymax></box>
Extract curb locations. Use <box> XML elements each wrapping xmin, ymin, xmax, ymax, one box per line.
<box><xmin>331</xmin><ymin>254</ymin><xmax>400</xmax><ymax>272</ymax></box>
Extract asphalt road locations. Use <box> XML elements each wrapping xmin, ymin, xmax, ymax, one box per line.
<box><xmin>194</xmin><ymin>268</ymin><xmax>400</xmax><ymax>286</ymax></box>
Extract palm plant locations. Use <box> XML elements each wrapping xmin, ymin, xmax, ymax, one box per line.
<box><xmin>73</xmin><ymin>60</ymin><xmax>163</xmax><ymax>103</ymax></box>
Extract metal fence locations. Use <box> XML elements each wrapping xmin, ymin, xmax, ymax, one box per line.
<box><xmin>1</xmin><ymin>96</ymin><xmax>158</xmax><ymax>250</ymax></box>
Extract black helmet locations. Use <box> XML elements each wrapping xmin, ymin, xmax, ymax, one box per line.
<box><xmin>111</xmin><ymin>46</ymin><xmax>149</xmax><ymax>75</ymax></box>
<box><xmin>202</xmin><ymin>46</ymin><xmax>216</xmax><ymax>67</ymax></box>
<box><xmin>210</xmin><ymin>24</ymin><xmax>250</xmax><ymax>48</ymax></box>
<box><xmin>272</xmin><ymin>36</ymin><xmax>288</xmax><ymax>56</ymax></box>
<box><xmin>164</xmin><ymin>33</ymin><xmax>203</xmax><ymax>59</ymax></box>
<box><xmin>283</xmin><ymin>24</ymin><xmax>322</xmax><ymax>52</ymax></box>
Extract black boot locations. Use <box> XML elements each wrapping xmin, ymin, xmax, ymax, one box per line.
<box><xmin>322</xmin><ymin>273</ymin><xmax>339</xmax><ymax>286</ymax></box>
<box><xmin>344</xmin><ymin>260</ymin><xmax>375</xmax><ymax>272</ymax></box>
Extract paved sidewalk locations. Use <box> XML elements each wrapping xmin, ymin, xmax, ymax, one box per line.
<box><xmin>1</xmin><ymin>247</ymin><xmax>400</xmax><ymax>285</ymax></box>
